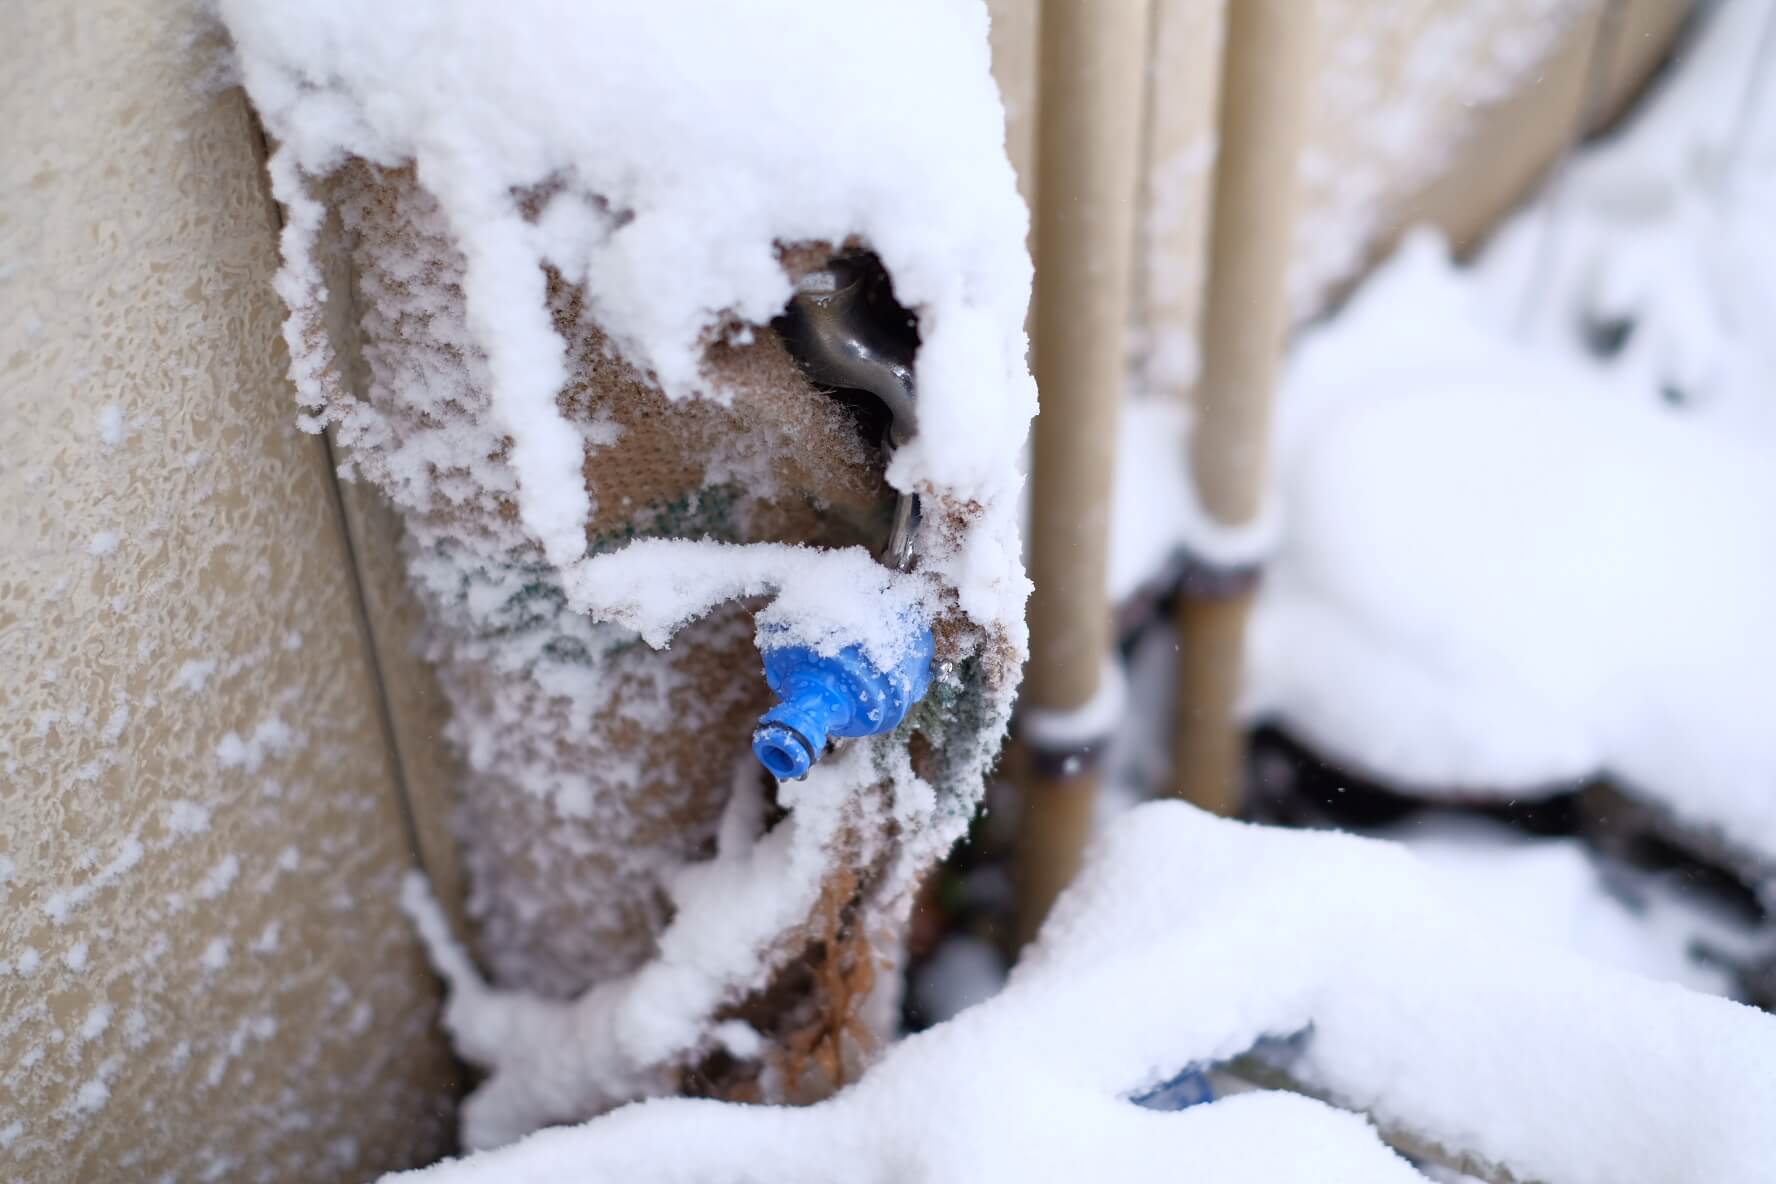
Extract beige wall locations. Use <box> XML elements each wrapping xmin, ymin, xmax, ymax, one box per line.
<box><xmin>0</xmin><ymin>3</ymin><xmax>458</xmax><ymax>1180</ymax></box>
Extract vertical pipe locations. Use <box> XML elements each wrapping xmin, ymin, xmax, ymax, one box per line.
<box><xmin>1015</xmin><ymin>0</ymin><xmax>1153</xmax><ymax>945</ymax></box>
<box><xmin>1170</xmin><ymin>0</ymin><xmax>1315</xmax><ymax>814</ymax></box>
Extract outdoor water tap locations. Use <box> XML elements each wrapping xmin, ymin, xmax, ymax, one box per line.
<box><xmin>752</xmin><ymin>253</ymin><xmax>934</xmax><ymax>779</ymax></box>
<box><xmin>752</xmin><ymin>628</ymin><xmax>936</xmax><ymax>780</ymax></box>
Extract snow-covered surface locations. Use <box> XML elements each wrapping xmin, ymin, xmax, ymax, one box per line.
<box><xmin>563</xmin><ymin>540</ymin><xmax>933</xmax><ymax>670</ymax></box>
<box><xmin>1117</xmin><ymin>0</ymin><xmax>1776</xmax><ymax>863</ymax></box>
<box><xmin>1017</xmin><ymin>655</ymin><xmax>1127</xmax><ymax>749</ymax></box>
<box><xmin>220</xmin><ymin>0</ymin><xmax>1035</xmax><ymax>638</ymax></box>
<box><xmin>1394</xmin><ymin>817</ymin><xmax>1759</xmax><ymax>997</ymax></box>
<box><xmin>383</xmin><ymin>804</ymin><xmax>1776</xmax><ymax>1183</ymax></box>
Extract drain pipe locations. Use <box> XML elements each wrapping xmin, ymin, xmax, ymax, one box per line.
<box><xmin>1169</xmin><ymin>0</ymin><xmax>1315</xmax><ymax>814</ymax></box>
<box><xmin>1014</xmin><ymin>0</ymin><xmax>1154</xmax><ymax>945</ymax></box>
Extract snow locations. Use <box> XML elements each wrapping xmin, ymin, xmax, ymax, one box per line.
<box><xmin>200</xmin><ymin>1</ymin><xmax>1776</xmax><ymax>1176</ymax></box>
<box><xmin>223</xmin><ymin>0</ymin><xmax>1034</xmax><ymax>1017</ymax></box>
<box><xmin>710</xmin><ymin>1021</ymin><xmax>763</xmax><ymax>1062</ymax></box>
<box><xmin>78</xmin><ymin>1005</ymin><xmax>112</xmax><ymax>1042</ymax></box>
<box><xmin>165</xmin><ymin>799</ymin><xmax>212</xmax><ymax>835</ymax></box>
<box><xmin>99</xmin><ymin>703</ymin><xmax>129</xmax><ymax>743</ymax></box>
<box><xmin>220</xmin><ymin>0</ymin><xmax>1035</xmax><ymax>639</ymax></box>
<box><xmin>1139</xmin><ymin>0</ymin><xmax>1582</xmax><ymax>399</ymax></box>
<box><xmin>1105</xmin><ymin>400</ymin><xmax>1279</xmax><ymax>602</ymax></box>
<box><xmin>1249</xmin><ymin>273</ymin><xmax>1776</xmax><ymax>853</ymax></box>
<box><xmin>381</xmin><ymin>804</ymin><xmax>1776</xmax><ymax>1183</ymax></box>
<box><xmin>1484</xmin><ymin>0</ymin><xmax>1776</xmax><ymax>425</ymax></box>
<box><xmin>73</xmin><ymin>1079</ymin><xmax>109</xmax><ymax>1114</ymax></box>
<box><xmin>86</xmin><ymin>530</ymin><xmax>118</xmax><ymax>556</ymax></box>
<box><xmin>249</xmin><ymin>921</ymin><xmax>282</xmax><ymax>955</ymax></box>
<box><xmin>43</xmin><ymin>837</ymin><xmax>145</xmax><ymax>924</ymax></box>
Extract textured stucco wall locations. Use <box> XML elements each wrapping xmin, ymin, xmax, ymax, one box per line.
<box><xmin>0</xmin><ymin>2</ymin><xmax>459</xmax><ymax>1179</ymax></box>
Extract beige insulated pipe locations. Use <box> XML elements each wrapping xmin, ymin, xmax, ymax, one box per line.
<box><xmin>1015</xmin><ymin>0</ymin><xmax>1153</xmax><ymax>945</ymax></box>
<box><xmin>1170</xmin><ymin>0</ymin><xmax>1316</xmax><ymax>813</ymax></box>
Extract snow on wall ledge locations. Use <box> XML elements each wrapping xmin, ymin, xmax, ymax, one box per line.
<box><xmin>380</xmin><ymin>804</ymin><xmax>1776</xmax><ymax>1183</ymax></box>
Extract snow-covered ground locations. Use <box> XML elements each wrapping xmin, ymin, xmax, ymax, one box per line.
<box><xmin>387</xmin><ymin>804</ymin><xmax>1776</xmax><ymax>1184</ymax></box>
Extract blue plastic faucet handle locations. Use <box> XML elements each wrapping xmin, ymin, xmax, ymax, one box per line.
<box><xmin>752</xmin><ymin>624</ymin><xmax>936</xmax><ymax>780</ymax></box>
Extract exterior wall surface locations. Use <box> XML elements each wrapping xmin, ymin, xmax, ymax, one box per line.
<box><xmin>0</xmin><ymin>3</ymin><xmax>459</xmax><ymax>1179</ymax></box>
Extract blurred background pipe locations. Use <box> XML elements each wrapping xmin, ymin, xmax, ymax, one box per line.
<box><xmin>1169</xmin><ymin>0</ymin><xmax>1317</xmax><ymax>815</ymax></box>
<box><xmin>1014</xmin><ymin>0</ymin><xmax>1154</xmax><ymax>946</ymax></box>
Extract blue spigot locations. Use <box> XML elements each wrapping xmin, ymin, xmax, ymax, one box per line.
<box><xmin>756</xmin><ymin>251</ymin><xmax>931</xmax><ymax>780</ymax></box>
<box><xmin>752</xmin><ymin>625</ymin><xmax>936</xmax><ymax>780</ymax></box>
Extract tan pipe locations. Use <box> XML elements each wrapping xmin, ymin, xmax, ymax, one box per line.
<box><xmin>1170</xmin><ymin>0</ymin><xmax>1315</xmax><ymax>813</ymax></box>
<box><xmin>1015</xmin><ymin>0</ymin><xmax>1153</xmax><ymax>945</ymax></box>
